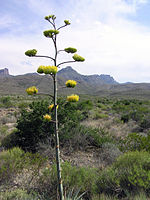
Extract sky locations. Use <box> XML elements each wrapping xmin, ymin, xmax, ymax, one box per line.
<box><xmin>1</xmin><ymin>0</ymin><xmax>150</xmax><ymax>83</ymax></box>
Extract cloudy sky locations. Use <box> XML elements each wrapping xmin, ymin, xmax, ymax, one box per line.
<box><xmin>1</xmin><ymin>0</ymin><xmax>150</xmax><ymax>83</ymax></box>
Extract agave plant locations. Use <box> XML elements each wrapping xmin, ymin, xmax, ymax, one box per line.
<box><xmin>65</xmin><ymin>189</ymin><xmax>86</xmax><ymax>200</ymax></box>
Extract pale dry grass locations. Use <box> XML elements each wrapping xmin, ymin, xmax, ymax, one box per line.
<box><xmin>81</xmin><ymin>115</ymin><xmax>139</xmax><ymax>138</ymax></box>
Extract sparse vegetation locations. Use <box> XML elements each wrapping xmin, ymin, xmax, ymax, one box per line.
<box><xmin>1</xmin><ymin>94</ymin><xmax>150</xmax><ymax>199</ymax></box>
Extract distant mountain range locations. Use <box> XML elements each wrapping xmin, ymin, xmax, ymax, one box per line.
<box><xmin>0</xmin><ymin>67</ymin><xmax>150</xmax><ymax>98</ymax></box>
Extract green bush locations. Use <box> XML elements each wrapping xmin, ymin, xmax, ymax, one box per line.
<box><xmin>2</xmin><ymin>98</ymin><xmax>88</xmax><ymax>152</ymax></box>
<box><xmin>0</xmin><ymin>147</ymin><xmax>46</xmax><ymax>184</ymax></box>
<box><xmin>0</xmin><ymin>96</ymin><xmax>12</xmax><ymax>108</ymax></box>
<box><xmin>93</xmin><ymin>112</ymin><xmax>109</xmax><ymax>120</ymax></box>
<box><xmin>97</xmin><ymin>151</ymin><xmax>150</xmax><ymax>197</ymax></box>
<box><xmin>0</xmin><ymin>189</ymin><xmax>39</xmax><ymax>200</ymax></box>
<box><xmin>38</xmin><ymin>162</ymin><xmax>97</xmax><ymax>199</ymax></box>
<box><xmin>59</xmin><ymin>125</ymin><xmax>114</xmax><ymax>151</ymax></box>
<box><xmin>119</xmin><ymin>133</ymin><xmax>150</xmax><ymax>152</ymax></box>
<box><xmin>2</xmin><ymin>100</ymin><xmax>52</xmax><ymax>152</ymax></box>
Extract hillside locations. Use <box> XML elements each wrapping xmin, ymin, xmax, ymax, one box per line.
<box><xmin>0</xmin><ymin>67</ymin><xmax>150</xmax><ymax>98</ymax></box>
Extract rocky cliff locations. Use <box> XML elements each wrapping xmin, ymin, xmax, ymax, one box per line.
<box><xmin>0</xmin><ymin>68</ymin><xmax>9</xmax><ymax>76</ymax></box>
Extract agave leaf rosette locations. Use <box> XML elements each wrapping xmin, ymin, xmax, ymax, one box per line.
<box><xmin>66</xmin><ymin>80</ymin><xmax>77</xmax><ymax>88</ymax></box>
<box><xmin>26</xmin><ymin>86</ymin><xmax>38</xmax><ymax>95</ymax></box>
<box><xmin>43</xmin><ymin>114</ymin><xmax>52</xmax><ymax>122</ymax></box>
<box><xmin>67</xmin><ymin>94</ymin><xmax>79</xmax><ymax>102</ymax></box>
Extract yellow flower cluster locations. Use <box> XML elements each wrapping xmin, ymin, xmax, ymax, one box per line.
<box><xmin>72</xmin><ymin>54</ymin><xmax>85</xmax><ymax>62</ymax></box>
<box><xmin>67</xmin><ymin>94</ymin><xmax>79</xmax><ymax>102</ymax></box>
<box><xmin>48</xmin><ymin>104</ymin><xmax>59</xmax><ymax>111</ymax></box>
<box><xmin>48</xmin><ymin>104</ymin><xmax>54</xmax><ymax>111</ymax></box>
<box><xmin>26</xmin><ymin>86</ymin><xmax>38</xmax><ymax>95</ymax></box>
<box><xmin>25</xmin><ymin>49</ymin><xmax>37</xmax><ymax>57</ymax></box>
<box><xmin>43</xmin><ymin>29</ymin><xmax>59</xmax><ymax>38</ymax></box>
<box><xmin>65</xmin><ymin>80</ymin><xmax>77</xmax><ymax>88</ymax></box>
<box><xmin>43</xmin><ymin>114</ymin><xmax>51</xmax><ymax>122</ymax></box>
<box><xmin>37</xmin><ymin>65</ymin><xmax>58</xmax><ymax>75</ymax></box>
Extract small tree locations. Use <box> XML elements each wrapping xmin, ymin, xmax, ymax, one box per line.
<box><xmin>25</xmin><ymin>15</ymin><xmax>85</xmax><ymax>200</ymax></box>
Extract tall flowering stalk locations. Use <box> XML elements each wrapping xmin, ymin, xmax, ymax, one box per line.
<box><xmin>25</xmin><ymin>14</ymin><xmax>85</xmax><ymax>200</ymax></box>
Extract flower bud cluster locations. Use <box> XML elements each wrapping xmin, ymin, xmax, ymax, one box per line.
<box><xmin>26</xmin><ymin>86</ymin><xmax>38</xmax><ymax>95</ymax></box>
<box><xmin>64</xmin><ymin>20</ymin><xmax>71</xmax><ymax>25</ymax></box>
<box><xmin>43</xmin><ymin>29</ymin><xmax>59</xmax><ymax>38</ymax></box>
<box><xmin>67</xmin><ymin>94</ymin><xmax>79</xmax><ymax>102</ymax></box>
<box><xmin>45</xmin><ymin>15</ymin><xmax>56</xmax><ymax>20</ymax></box>
<box><xmin>66</xmin><ymin>80</ymin><xmax>77</xmax><ymax>88</ymax></box>
<box><xmin>64</xmin><ymin>47</ymin><xmax>77</xmax><ymax>54</ymax></box>
<box><xmin>25</xmin><ymin>49</ymin><xmax>37</xmax><ymax>57</ymax></box>
<box><xmin>73</xmin><ymin>54</ymin><xmax>85</xmax><ymax>62</ymax></box>
<box><xmin>37</xmin><ymin>66</ymin><xmax>58</xmax><ymax>75</ymax></box>
<box><xmin>48</xmin><ymin>104</ymin><xmax>59</xmax><ymax>111</ymax></box>
<box><xmin>43</xmin><ymin>114</ymin><xmax>51</xmax><ymax>122</ymax></box>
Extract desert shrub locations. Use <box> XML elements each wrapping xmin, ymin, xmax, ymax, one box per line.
<box><xmin>93</xmin><ymin>112</ymin><xmax>109</xmax><ymax>120</ymax></box>
<box><xmin>38</xmin><ymin>162</ymin><xmax>97</xmax><ymax>199</ymax></box>
<box><xmin>140</xmin><ymin>116</ymin><xmax>150</xmax><ymax>130</ymax></box>
<box><xmin>0</xmin><ymin>189</ymin><xmax>39</xmax><ymax>200</ymax></box>
<box><xmin>18</xmin><ymin>101</ymin><xmax>29</xmax><ymax>109</ymax></box>
<box><xmin>96</xmin><ymin>103</ymin><xmax>107</xmax><ymax>110</ymax></box>
<box><xmin>100</xmin><ymin>143</ymin><xmax>122</xmax><ymax>165</ymax></box>
<box><xmin>0</xmin><ymin>147</ymin><xmax>46</xmax><ymax>185</ymax></box>
<box><xmin>2</xmin><ymin>98</ymin><xmax>89</xmax><ymax>152</ymax></box>
<box><xmin>77</xmin><ymin>100</ymin><xmax>93</xmax><ymax>111</ymax></box>
<box><xmin>92</xmin><ymin>193</ymin><xmax>118</xmax><ymax>200</ymax></box>
<box><xmin>97</xmin><ymin>151</ymin><xmax>150</xmax><ymax>197</ymax></box>
<box><xmin>60</xmin><ymin>125</ymin><xmax>114</xmax><ymax>151</ymax></box>
<box><xmin>85</xmin><ymin>127</ymin><xmax>114</xmax><ymax>148</ymax></box>
<box><xmin>119</xmin><ymin>132</ymin><xmax>150</xmax><ymax>152</ymax></box>
<box><xmin>121</xmin><ymin>114</ymin><xmax>130</xmax><ymax>123</ymax></box>
<box><xmin>2</xmin><ymin>100</ymin><xmax>52</xmax><ymax>152</ymax></box>
<box><xmin>0</xmin><ymin>96</ymin><xmax>12</xmax><ymax>108</ymax></box>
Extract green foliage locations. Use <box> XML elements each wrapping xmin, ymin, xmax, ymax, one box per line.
<box><xmin>112</xmin><ymin>98</ymin><xmax>150</xmax><ymax>131</ymax></box>
<box><xmin>97</xmin><ymin>151</ymin><xmax>150</xmax><ymax>197</ymax></box>
<box><xmin>59</xmin><ymin>124</ymin><xmax>114</xmax><ymax>151</ymax></box>
<box><xmin>93</xmin><ymin>112</ymin><xmax>109</xmax><ymax>120</ymax></box>
<box><xmin>43</xmin><ymin>29</ymin><xmax>59</xmax><ymax>38</ymax></box>
<box><xmin>0</xmin><ymin>147</ymin><xmax>46</xmax><ymax>184</ymax></box>
<box><xmin>2</xmin><ymin>100</ymin><xmax>51</xmax><ymax>152</ymax></box>
<box><xmin>64</xmin><ymin>20</ymin><xmax>71</xmax><ymax>25</ymax></box>
<box><xmin>45</xmin><ymin>14</ymin><xmax>56</xmax><ymax>20</ymax></box>
<box><xmin>120</xmin><ymin>133</ymin><xmax>150</xmax><ymax>152</ymax></box>
<box><xmin>2</xmin><ymin>98</ymin><xmax>93</xmax><ymax>152</ymax></box>
<box><xmin>0</xmin><ymin>96</ymin><xmax>12</xmax><ymax>108</ymax></box>
<box><xmin>72</xmin><ymin>54</ymin><xmax>85</xmax><ymax>62</ymax></box>
<box><xmin>65</xmin><ymin>189</ymin><xmax>86</xmax><ymax>200</ymax></box>
<box><xmin>0</xmin><ymin>189</ymin><xmax>39</xmax><ymax>200</ymax></box>
<box><xmin>25</xmin><ymin>49</ymin><xmax>37</xmax><ymax>57</ymax></box>
<box><xmin>39</xmin><ymin>162</ymin><xmax>97</xmax><ymax>199</ymax></box>
<box><xmin>65</xmin><ymin>47</ymin><xmax>77</xmax><ymax>53</ymax></box>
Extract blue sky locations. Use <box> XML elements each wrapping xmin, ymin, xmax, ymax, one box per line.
<box><xmin>1</xmin><ymin>0</ymin><xmax>150</xmax><ymax>83</ymax></box>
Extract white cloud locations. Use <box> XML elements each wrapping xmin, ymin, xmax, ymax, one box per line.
<box><xmin>1</xmin><ymin>0</ymin><xmax>150</xmax><ymax>83</ymax></box>
<box><xmin>0</xmin><ymin>14</ymin><xmax>19</xmax><ymax>29</ymax></box>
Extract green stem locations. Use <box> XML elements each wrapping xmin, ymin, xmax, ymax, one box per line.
<box><xmin>53</xmin><ymin>30</ymin><xmax>64</xmax><ymax>200</ymax></box>
<box><xmin>53</xmin><ymin>74</ymin><xmax>64</xmax><ymax>200</ymax></box>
